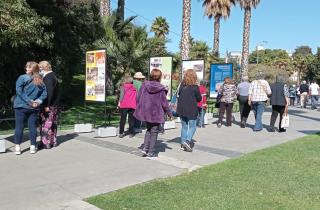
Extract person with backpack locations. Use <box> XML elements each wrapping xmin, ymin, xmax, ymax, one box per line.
<box><xmin>13</xmin><ymin>61</ymin><xmax>47</xmax><ymax>155</ymax></box>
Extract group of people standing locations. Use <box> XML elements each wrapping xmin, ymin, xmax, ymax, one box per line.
<box><xmin>13</xmin><ymin>61</ymin><xmax>59</xmax><ymax>155</ymax></box>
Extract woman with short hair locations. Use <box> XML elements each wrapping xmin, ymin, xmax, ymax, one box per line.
<box><xmin>177</xmin><ymin>69</ymin><xmax>201</xmax><ymax>152</ymax></box>
<box><xmin>134</xmin><ymin>69</ymin><xmax>172</xmax><ymax>158</ymax></box>
<box><xmin>13</xmin><ymin>62</ymin><xmax>47</xmax><ymax>155</ymax></box>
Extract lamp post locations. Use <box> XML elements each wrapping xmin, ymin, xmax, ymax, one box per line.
<box><xmin>256</xmin><ymin>41</ymin><xmax>268</xmax><ymax>64</ymax></box>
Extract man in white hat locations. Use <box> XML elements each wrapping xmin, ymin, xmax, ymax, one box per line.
<box><xmin>133</xmin><ymin>72</ymin><xmax>145</xmax><ymax>132</ymax></box>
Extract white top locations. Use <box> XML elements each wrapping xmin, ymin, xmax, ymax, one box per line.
<box><xmin>249</xmin><ymin>80</ymin><xmax>272</xmax><ymax>102</ymax></box>
<box><xmin>309</xmin><ymin>83</ymin><xmax>319</xmax><ymax>95</ymax></box>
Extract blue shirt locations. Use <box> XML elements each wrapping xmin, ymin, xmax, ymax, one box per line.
<box><xmin>237</xmin><ymin>81</ymin><xmax>250</xmax><ymax>96</ymax></box>
<box><xmin>14</xmin><ymin>74</ymin><xmax>47</xmax><ymax>109</ymax></box>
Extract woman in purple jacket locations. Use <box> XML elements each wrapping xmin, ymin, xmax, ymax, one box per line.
<box><xmin>134</xmin><ymin>69</ymin><xmax>172</xmax><ymax>159</ymax></box>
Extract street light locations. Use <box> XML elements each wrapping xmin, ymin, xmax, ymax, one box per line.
<box><xmin>256</xmin><ymin>41</ymin><xmax>268</xmax><ymax>64</ymax></box>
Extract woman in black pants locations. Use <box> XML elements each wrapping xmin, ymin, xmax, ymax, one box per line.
<box><xmin>237</xmin><ymin>76</ymin><xmax>251</xmax><ymax>128</ymax></box>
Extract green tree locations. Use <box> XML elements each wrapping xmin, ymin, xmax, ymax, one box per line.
<box><xmin>189</xmin><ymin>40</ymin><xmax>210</xmax><ymax>59</ymax></box>
<box><xmin>238</xmin><ymin>0</ymin><xmax>261</xmax><ymax>79</ymax></box>
<box><xmin>202</xmin><ymin>0</ymin><xmax>235</xmax><ymax>56</ymax></box>
<box><xmin>293</xmin><ymin>46</ymin><xmax>313</xmax><ymax>57</ymax></box>
<box><xmin>151</xmin><ymin>16</ymin><xmax>170</xmax><ymax>39</ymax></box>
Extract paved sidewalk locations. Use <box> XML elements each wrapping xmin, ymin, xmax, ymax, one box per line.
<box><xmin>0</xmin><ymin>107</ymin><xmax>319</xmax><ymax>210</ymax></box>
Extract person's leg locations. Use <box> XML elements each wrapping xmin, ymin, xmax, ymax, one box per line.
<box><xmin>196</xmin><ymin>107</ymin><xmax>201</xmax><ymax>127</ymax></box>
<box><xmin>148</xmin><ymin>123</ymin><xmax>160</xmax><ymax>155</ymax></box>
<box><xmin>27</xmin><ymin>109</ymin><xmax>39</xmax><ymax>146</ymax></box>
<box><xmin>180</xmin><ymin>117</ymin><xmax>188</xmax><ymax>144</ymax></box>
<box><xmin>14</xmin><ymin>108</ymin><xmax>26</xmax><ymax>145</ymax></box>
<box><xmin>128</xmin><ymin>109</ymin><xmax>135</xmax><ymax>134</ymax></box>
<box><xmin>238</xmin><ymin>97</ymin><xmax>245</xmax><ymax>120</ymax></box>
<box><xmin>50</xmin><ymin>107</ymin><xmax>59</xmax><ymax>146</ymax></box>
<box><xmin>278</xmin><ymin>106</ymin><xmax>286</xmax><ymax>131</ymax></box>
<box><xmin>251</xmin><ymin>102</ymin><xmax>257</xmax><ymax>121</ymax></box>
<box><xmin>254</xmin><ymin>102</ymin><xmax>265</xmax><ymax>131</ymax></box>
<box><xmin>119</xmin><ymin>108</ymin><xmax>127</xmax><ymax>135</ymax></box>
<box><xmin>242</xmin><ymin>97</ymin><xmax>251</xmax><ymax>123</ymax></box>
<box><xmin>143</xmin><ymin>122</ymin><xmax>152</xmax><ymax>153</ymax></box>
<box><xmin>200</xmin><ymin>107</ymin><xmax>205</xmax><ymax>127</ymax></box>
<box><xmin>270</xmin><ymin>105</ymin><xmax>279</xmax><ymax>128</ymax></box>
<box><xmin>187</xmin><ymin>119</ymin><xmax>197</xmax><ymax>142</ymax></box>
<box><xmin>40</xmin><ymin>110</ymin><xmax>51</xmax><ymax>148</ymax></box>
<box><xmin>218</xmin><ymin>102</ymin><xmax>226</xmax><ymax>125</ymax></box>
<box><xmin>226</xmin><ymin>103</ymin><xmax>233</xmax><ymax>126</ymax></box>
<box><xmin>300</xmin><ymin>93</ymin><xmax>305</xmax><ymax>107</ymax></box>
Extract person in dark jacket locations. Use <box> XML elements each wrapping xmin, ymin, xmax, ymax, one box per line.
<box><xmin>39</xmin><ymin>61</ymin><xmax>59</xmax><ymax>149</ymax></box>
<box><xmin>177</xmin><ymin>69</ymin><xmax>201</xmax><ymax>152</ymax></box>
<box><xmin>288</xmin><ymin>84</ymin><xmax>297</xmax><ymax>106</ymax></box>
<box><xmin>14</xmin><ymin>61</ymin><xmax>47</xmax><ymax>155</ymax></box>
<box><xmin>134</xmin><ymin>69</ymin><xmax>172</xmax><ymax>159</ymax></box>
<box><xmin>268</xmin><ymin>75</ymin><xmax>289</xmax><ymax>132</ymax></box>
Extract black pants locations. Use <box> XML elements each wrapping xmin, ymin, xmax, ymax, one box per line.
<box><xmin>238</xmin><ymin>96</ymin><xmax>251</xmax><ymax>123</ymax></box>
<box><xmin>119</xmin><ymin>108</ymin><xmax>135</xmax><ymax>134</ymax></box>
<box><xmin>270</xmin><ymin>105</ymin><xmax>285</xmax><ymax>129</ymax></box>
<box><xmin>218</xmin><ymin>102</ymin><xmax>233</xmax><ymax>126</ymax></box>
<box><xmin>143</xmin><ymin>122</ymin><xmax>160</xmax><ymax>154</ymax></box>
<box><xmin>289</xmin><ymin>97</ymin><xmax>295</xmax><ymax>106</ymax></box>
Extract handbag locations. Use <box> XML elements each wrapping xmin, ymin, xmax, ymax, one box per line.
<box><xmin>163</xmin><ymin>120</ymin><xmax>176</xmax><ymax>130</ymax></box>
<box><xmin>281</xmin><ymin>114</ymin><xmax>290</xmax><ymax>128</ymax></box>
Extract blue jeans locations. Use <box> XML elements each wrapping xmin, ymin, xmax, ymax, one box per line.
<box><xmin>311</xmin><ymin>95</ymin><xmax>319</xmax><ymax>109</ymax></box>
<box><xmin>197</xmin><ymin>107</ymin><xmax>205</xmax><ymax>127</ymax></box>
<box><xmin>14</xmin><ymin>108</ymin><xmax>39</xmax><ymax>145</ymax></box>
<box><xmin>180</xmin><ymin>116</ymin><xmax>197</xmax><ymax>144</ymax></box>
<box><xmin>251</xmin><ymin>101</ymin><xmax>265</xmax><ymax>130</ymax></box>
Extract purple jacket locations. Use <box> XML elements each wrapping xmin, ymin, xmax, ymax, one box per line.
<box><xmin>134</xmin><ymin>81</ymin><xmax>171</xmax><ymax>124</ymax></box>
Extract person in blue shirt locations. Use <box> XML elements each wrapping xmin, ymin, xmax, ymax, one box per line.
<box><xmin>13</xmin><ymin>61</ymin><xmax>47</xmax><ymax>155</ymax></box>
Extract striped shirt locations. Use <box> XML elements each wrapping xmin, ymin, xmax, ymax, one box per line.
<box><xmin>249</xmin><ymin>80</ymin><xmax>272</xmax><ymax>102</ymax></box>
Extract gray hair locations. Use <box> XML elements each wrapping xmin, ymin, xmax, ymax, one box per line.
<box><xmin>242</xmin><ymin>76</ymin><xmax>249</xmax><ymax>82</ymax></box>
<box><xmin>200</xmin><ymin>80</ymin><xmax>206</xmax><ymax>86</ymax></box>
<box><xmin>302</xmin><ymin>80</ymin><xmax>307</xmax><ymax>84</ymax></box>
<box><xmin>256</xmin><ymin>71</ymin><xmax>265</xmax><ymax>80</ymax></box>
<box><xmin>122</xmin><ymin>74</ymin><xmax>133</xmax><ymax>84</ymax></box>
<box><xmin>276</xmin><ymin>75</ymin><xmax>284</xmax><ymax>83</ymax></box>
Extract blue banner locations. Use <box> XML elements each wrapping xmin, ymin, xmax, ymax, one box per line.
<box><xmin>210</xmin><ymin>63</ymin><xmax>233</xmax><ymax>97</ymax></box>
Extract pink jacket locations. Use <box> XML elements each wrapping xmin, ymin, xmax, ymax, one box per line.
<box><xmin>119</xmin><ymin>83</ymin><xmax>137</xmax><ymax>109</ymax></box>
<box><xmin>197</xmin><ymin>85</ymin><xmax>207</xmax><ymax>109</ymax></box>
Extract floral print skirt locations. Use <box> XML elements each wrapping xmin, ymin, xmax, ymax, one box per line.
<box><xmin>40</xmin><ymin>107</ymin><xmax>58</xmax><ymax>146</ymax></box>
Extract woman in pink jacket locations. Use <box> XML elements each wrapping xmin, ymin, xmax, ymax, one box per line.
<box><xmin>118</xmin><ymin>75</ymin><xmax>137</xmax><ymax>138</ymax></box>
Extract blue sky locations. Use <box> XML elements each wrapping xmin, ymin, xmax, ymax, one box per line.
<box><xmin>111</xmin><ymin>0</ymin><xmax>320</xmax><ymax>56</ymax></box>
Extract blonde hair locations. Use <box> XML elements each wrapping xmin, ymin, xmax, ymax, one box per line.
<box><xmin>39</xmin><ymin>61</ymin><xmax>52</xmax><ymax>71</ymax></box>
<box><xmin>122</xmin><ymin>74</ymin><xmax>133</xmax><ymax>84</ymax></box>
<box><xmin>183</xmin><ymin>69</ymin><xmax>198</xmax><ymax>86</ymax></box>
<box><xmin>25</xmin><ymin>61</ymin><xmax>43</xmax><ymax>86</ymax></box>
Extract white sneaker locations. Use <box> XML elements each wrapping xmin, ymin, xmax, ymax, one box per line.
<box><xmin>15</xmin><ymin>145</ymin><xmax>21</xmax><ymax>155</ymax></box>
<box><xmin>30</xmin><ymin>145</ymin><xmax>36</xmax><ymax>154</ymax></box>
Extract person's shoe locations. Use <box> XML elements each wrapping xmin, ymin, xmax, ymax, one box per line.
<box><xmin>217</xmin><ymin>123</ymin><xmax>222</xmax><ymax>128</ymax></box>
<box><xmin>52</xmin><ymin>142</ymin><xmax>58</xmax><ymax>147</ymax></box>
<box><xmin>240</xmin><ymin>122</ymin><xmax>245</xmax><ymax>128</ymax></box>
<box><xmin>146</xmin><ymin>153</ymin><xmax>157</xmax><ymax>160</ymax></box>
<box><xmin>45</xmin><ymin>144</ymin><xmax>52</xmax><ymax>149</ymax></box>
<box><xmin>267</xmin><ymin>127</ymin><xmax>276</xmax><ymax>132</ymax></box>
<box><xmin>30</xmin><ymin>145</ymin><xmax>36</xmax><ymax>154</ymax></box>
<box><xmin>279</xmin><ymin>128</ymin><xmax>286</xmax><ymax>133</ymax></box>
<box><xmin>119</xmin><ymin>133</ymin><xmax>125</xmax><ymax>138</ymax></box>
<box><xmin>253</xmin><ymin>128</ymin><xmax>262</xmax><ymax>132</ymax></box>
<box><xmin>180</xmin><ymin>144</ymin><xmax>185</xmax><ymax>151</ymax></box>
<box><xmin>15</xmin><ymin>145</ymin><xmax>21</xmax><ymax>155</ymax></box>
<box><xmin>182</xmin><ymin>141</ymin><xmax>192</xmax><ymax>152</ymax></box>
<box><xmin>141</xmin><ymin>150</ymin><xmax>148</xmax><ymax>157</ymax></box>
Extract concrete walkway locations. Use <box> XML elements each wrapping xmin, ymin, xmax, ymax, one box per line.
<box><xmin>0</xmin><ymin>107</ymin><xmax>319</xmax><ymax>210</ymax></box>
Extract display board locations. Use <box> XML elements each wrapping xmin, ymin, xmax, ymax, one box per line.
<box><xmin>85</xmin><ymin>49</ymin><xmax>107</xmax><ymax>102</ymax></box>
<box><xmin>182</xmin><ymin>59</ymin><xmax>205</xmax><ymax>81</ymax></box>
<box><xmin>210</xmin><ymin>63</ymin><xmax>233</xmax><ymax>98</ymax></box>
<box><xmin>149</xmin><ymin>57</ymin><xmax>173</xmax><ymax>100</ymax></box>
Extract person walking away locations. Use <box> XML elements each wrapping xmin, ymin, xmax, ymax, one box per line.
<box><xmin>118</xmin><ymin>75</ymin><xmax>137</xmax><ymax>138</ymax></box>
<box><xmin>299</xmin><ymin>81</ymin><xmax>309</xmax><ymax>108</ymax></box>
<box><xmin>217</xmin><ymin>77</ymin><xmax>237</xmax><ymax>128</ymax></box>
<box><xmin>134</xmin><ymin>69</ymin><xmax>172</xmax><ymax>159</ymax></box>
<box><xmin>133</xmin><ymin>72</ymin><xmax>145</xmax><ymax>133</ymax></box>
<box><xmin>288</xmin><ymin>84</ymin><xmax>297</xmax><ymax>106</ymax></box>
<box><xmin>38</xmin><ymin>61</ymin><xmax>59</xmax><ymax>149</ymax></box>
<box><xmin>197</xmin><ymin>80</ymin><xmax>207</xmax><ymax>128</ymax></box>
<box><xmin>13</xmin><ymin>62</ymin><xmax>47</xmax><ymax>155</ymax></box>
<box><xmin>309</xmin><ymin>80</ymin><xmax>320</xmax><ymax>110</ymax></box>
<box><xmin>237</xmin><ymin>76</ymin><xmax>251</xmax><ymax>128</ymax></box>
<box><xmin>248</xmin><ymin>72</ymin><xmax>272</xmax><ymax>132</ymax></box>
<box><xmin>268</xmin><ymin>75</ymin><xmax>289</xmax><ymax>132</ymax></box>
<box><xmin>177</xmin><ymin>69</ymin><xmax>201</xmax><ymax>152</ymax></box>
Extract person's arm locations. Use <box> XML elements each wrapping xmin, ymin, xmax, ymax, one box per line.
<box><xmin>35</xmin><ymin>85</ymin><xmax>47</xmax><ymax>105</ymax></box>
<box><xmin>195</xmin><ymin>86</ymin><xmax>202</xmax><ymax>102</ymax></box>
<box><xmin>266</xmin><ymin>81</ymin><xmax>272</xmax><ymax>96</ymax></box>
<box><xmin>248</xmin><ymin>82</ymin><xmax>253</xmax><ymax>105</ymax></box>
<box><xmin>118</xmin><ymin>86</ymin><xmax>125</xmax><ymax>107</ymax></box>
<box><xmin>161</xmin><ymin>91</ymin><xmax>172</xmax><ymax>118</ymax></box>
<box><xmin>16</xmin><ymin>75</ymin><xmax>32</xmax><ymax>105</ymax></box>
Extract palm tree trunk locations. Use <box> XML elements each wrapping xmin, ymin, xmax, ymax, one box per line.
<box><xmin>240</xmin><ymin>8</ymin><xmax>251</xmax><ymax>79</ymax></box>
<box><xmin>117</xmin><ymin>0</ymin><xmax>125</xmax><ymax>21</ymax></box>
<box><xmin>100</xmin><ymin>0</ymin><xmax>111</xmax><ymax>17</ymax></box>
<box><xmin>180</xmin><ymin>0</ymin><xmax>191</xmax><ymax>60</ymax></box>
<box><xmin>213</xmin><ymin>16</ymin><xmax>220</xmax><ymax>57</ymax></box>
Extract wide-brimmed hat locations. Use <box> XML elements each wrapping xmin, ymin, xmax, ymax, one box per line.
<box><xmin>134</xmin><ymin>72</ymin><xmax>145</xmax><ymax>79</ymax></box>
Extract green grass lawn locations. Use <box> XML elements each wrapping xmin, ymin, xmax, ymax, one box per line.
<box><xmin>86</xmin><ymin>134</ymin><xmax>320</xmax><ymax>210</ymax></box>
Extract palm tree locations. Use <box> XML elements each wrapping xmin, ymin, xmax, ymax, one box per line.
<box><xmin>117</xmin><ymin>0</ymin><xmax>125</xmax><ymax>21</ymax></box>
<box><xmin>100</xmin><ymin>0</ymin><xmax>111</xmax><ymax>17</ymax></box>
<box><xmin>238</xmin><ymin>0</ymin><xmax>260</xmax><ymax>79</ymax></box>
<box><xmin>151</xmin><ymin>16</ymin><xmax>170</xmax><ymax>39</ymax></box>
<box><xmin>180</xmin><ymin>0</ymin><xmax>191</xmax><ymax>60</ymax></box>
<box><xmin>203</xmin><ymin>0</ymin><xmax>235</xmax><ymax>57</ymax></box>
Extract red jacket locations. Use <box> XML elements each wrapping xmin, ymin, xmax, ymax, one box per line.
<box><xmin>197</xmin><ymin>85</ymin><xmax>207</xmax><ymax>109</ymax></box>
